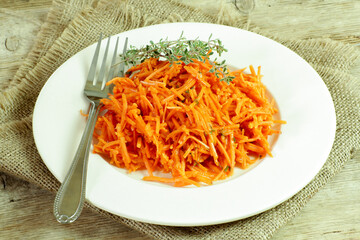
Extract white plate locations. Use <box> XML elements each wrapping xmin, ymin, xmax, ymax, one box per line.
<box><xmin>33</xmin><ymin>23</ymin><xmax>336</xmax><ymax>226</ymax></box>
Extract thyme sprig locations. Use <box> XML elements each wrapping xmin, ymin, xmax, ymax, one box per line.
<box><xmin>120</xmin><ymin>33</ymin><xmax>235</xmax><ymax>84</ymax></box>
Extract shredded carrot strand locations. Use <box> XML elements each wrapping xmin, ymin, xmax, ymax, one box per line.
<box><xmin>93</xmin><ymin>58</ymin><xmax>284</xmax><ymax>187</ymax></box>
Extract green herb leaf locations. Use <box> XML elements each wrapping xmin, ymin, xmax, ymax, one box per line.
<box><xmin>119</xmin><ymin>33</ymin><xmax>234</xmax><ymax>83</ymax></box>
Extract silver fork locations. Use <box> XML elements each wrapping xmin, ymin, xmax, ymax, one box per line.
<box><xmin>53</xmin><ymin>34</ymin><xmax>128</xmax><ymax>224</ymax></box>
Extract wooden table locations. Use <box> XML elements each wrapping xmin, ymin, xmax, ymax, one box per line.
<box><xmin>1</xmin><ymin>1</ymin><xmax>359</xmax><ymax>239</ymax></box>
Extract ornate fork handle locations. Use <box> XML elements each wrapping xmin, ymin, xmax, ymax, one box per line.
<box><xmin>53</xmin><ymin>100</ymin><xmax>100</xmax><ymax>224</ymax></box>
<box><xmin>53</xmin><ymin>35</ymin><xmax>127</xmax><ymax>224</ymax></box>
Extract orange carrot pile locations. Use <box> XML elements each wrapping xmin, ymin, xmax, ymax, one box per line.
<box><xmin>93</xmin><ymin>58</ymin><xmax>284</xmax><ymax>187</ymax></box>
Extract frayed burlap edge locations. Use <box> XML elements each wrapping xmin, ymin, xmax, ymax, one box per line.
<box><xmin>0</xmin><ymin>0</ymin><xmax>96</xmax><ymax>124</ymax></box>
<box><xmin>5</xmin><ymin>0</ymin><xmax>96</xmax><ymax>90</ymax></box>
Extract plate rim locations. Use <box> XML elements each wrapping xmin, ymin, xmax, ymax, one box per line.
<box><xmin>32</xmin><ymin>22</ymin><xmax>336</xmax><ymax>226</ymax></box>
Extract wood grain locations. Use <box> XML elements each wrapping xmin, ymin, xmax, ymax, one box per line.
<box><xmin>0</xmin><ymin>0</ymin><xmax>359</xmax><ymax>239</ymax></box>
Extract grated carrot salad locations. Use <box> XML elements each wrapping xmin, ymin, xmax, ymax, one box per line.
<box><xmin>92</xmin><ymin>58</ymin><xmax>284</xmax><ymax>187</ymax></box>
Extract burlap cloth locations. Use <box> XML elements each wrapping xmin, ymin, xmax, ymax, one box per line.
<box><xmin>1</xmin><ymin>0</ymin><xmax>359</xmax><ymax>239</ymax></box>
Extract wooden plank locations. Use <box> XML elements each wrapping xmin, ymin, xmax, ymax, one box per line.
<box><xmin>0</xmin><ymin>0</ymin><xmax>52</xmax><ymax>10</ymax></box>
<box><xmin>0</xmin><ymin>5</ymin><xmax>48</xmax><ymax>88</ymax></box>
<box><xmin>0</xmin><ymin>173</ymin><xmax>150</xmax><ymax>239</ymax></box>
<box><xmin>272</xmin><ymin>156</ymin><xmax>360</xmax><ymax>240</ymax></box>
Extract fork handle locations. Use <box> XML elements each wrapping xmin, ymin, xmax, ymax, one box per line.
<box><xmin>53</xmin><ymin>101</ymin><xmax>100</xmax><ymax>224</ymax></box>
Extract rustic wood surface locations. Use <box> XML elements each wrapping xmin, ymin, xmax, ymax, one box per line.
<box><xmin>1</xmin><ymin>0</ymin><xmax>359</xmax><ymax>239</ymax></box>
